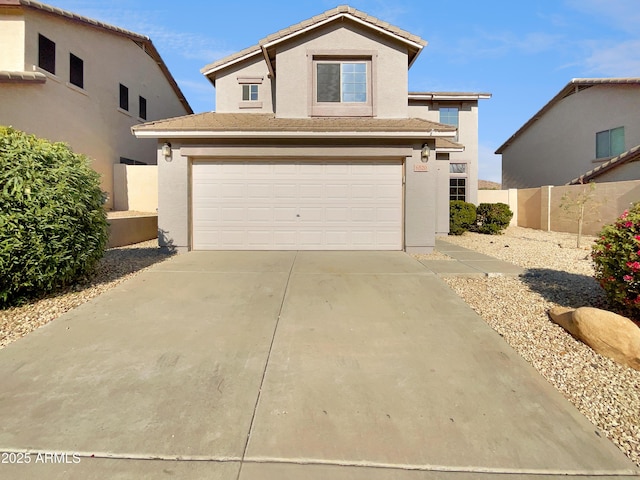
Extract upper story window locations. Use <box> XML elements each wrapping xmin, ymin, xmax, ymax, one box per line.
<box><xmin>439</xmin><ymin>107</ymin><xmax>459</xmax><ymax>128</ymax></box>
<box><xmin>317</xmin><ymin>62</ymin><xmax>367</xmax><ymax>103</ymax></box>
<box><xmin>119</xmin><ymin>84</ymin><xmax>129</xmax><ymax>111</ymax></box>
<box><xmin>237</xmin><ymin>76</ymin><xmax>263</xmax><ymax>109</ymax></box>
<box><xmin>242</xmin><ymin>84</ymin><xmax>258</xmax><ymax>101</ymax></box>
<box><xmin>69</xmin><ymin>53</ymin><xmax>83</xmax><ymax>88</ymax></box>
<box><xmin>139</xmin><ymin>96</ymin><xmax>147</xmax><ymax>120</ymax></box>
<box><xmin>38</xmin><ymin>34</ymin><xmax>55</xmax><ymax>75</ymax></box>
<box><xmin>596</xmin><ymin>126</ymin><xmax>624</xmax><ymax>159</ymax></box>
<box><xmin>312</xmin><ymin>57</ymin><xmax>372</xmax><ymax>117</ymax></box>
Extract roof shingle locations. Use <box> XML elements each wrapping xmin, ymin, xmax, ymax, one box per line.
<box><xmin>133</xmin><ymin>112</ymin><xmax>456</xmax><ymax>136</ymax></box>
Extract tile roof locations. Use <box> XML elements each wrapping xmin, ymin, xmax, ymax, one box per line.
<box><xmin>435</xmin><ymin>137</ymin><xmax>464</xmax><ymax>151</ymax></box>
<box><xmin>568</xmin><ymin>144</ymin><xmax>640</xmax><ymax>185</ymax></box>
<box><xmin>133</xmin><ymin>112</ymin><xmax>456</xmax><ymax>136</ymax></box>
<box><xmin>1</xmin><ymin>0</ymin><xmax>192</xmax><ymax>114</ymax></box>
<box><xmin>409</xmin><ymin>92</ymin><xmax>492</xmax><ymax>101</ymax></box>
<box><xmin>201</xmin><ymin>5</ymin><xmax>427</xmax><ymax>76</ymax></box>
<box><xmin>496</xmin><ymin>78</ymin><xmax>640</xmax><ymax>154</ymax></box>
<box><xmin>0</xmin><ymin>70</ymin><xmax>46</xmax><ymax>83</ymax></box>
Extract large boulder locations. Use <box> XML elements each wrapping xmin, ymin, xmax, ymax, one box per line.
<box><xmin>548</xmin><ymin>306</ymin><xmax>640</xmax><ymax>371</ymax></box>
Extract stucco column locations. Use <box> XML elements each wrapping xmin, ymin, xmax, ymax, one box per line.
<box><xmin>405</xmin><ymin>145</ymin><xmax>437</xmax><ymax>253</ymax></box>
<box><xmin>157</xmin><ymin>143</ymin><xmax>190</xmax><ymax>252</ymax></box>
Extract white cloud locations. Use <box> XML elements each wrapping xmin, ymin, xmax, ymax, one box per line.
<box><xmin>581</xmin><ymin>40</ymin><xmax>640</xmax><ymax>76</ymax></box>
<box><xmin>478</xmin><ymin>143</ymin><xmax>502</xmax><ymax>183</ymax></box>
<box><xmin>441</xmin><ymin>29</ymin><xmax>565</xmax><ymax>63</ymax></box>
<box><xmin>565</xmin><ymin>0</ymin><xmax>640</xmax><ymax>34</ymax></box>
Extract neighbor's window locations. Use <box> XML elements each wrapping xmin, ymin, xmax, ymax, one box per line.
<box><xmin>69</xmin><ymin>53</ymin><xmax>83</xmax><ymax>88</ymax></box>
<box><xmin>596</xmin><ymin>126</ymin><xmax>624</xmax><ymax>158</ymax></box>
<box><xmin>242</xmin><ymin>84</ymin><xmax>258</xmax><ymax>101</ymax></box>
<box><xmin>119</xmin><ymin>84</ymin><xmax>129</xmax><ymax>111</ymax></box>
<box><xmin>450</xmin><ymin>178</ymin><xmax>466</xmax><ymax>202</ymax></box>
<box><xmin>38</xmin><ymin>34</ymin><xmax>56</xmax><ymax>74</ymax></box>
<box><xmin>139</xmin><ymin>96</ymin><xmax>147</xmax><ymax>120</ymax></box>
<box><xmin>317</xmin><ymin>62</ymin><xmax>367</xmax><ymax>103</ymax></box>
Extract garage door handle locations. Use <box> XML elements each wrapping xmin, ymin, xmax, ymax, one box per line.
<box><xmin>296</xmin><ymin>214</ymin><xmax>300</xmax><ymax>217</ymax></box>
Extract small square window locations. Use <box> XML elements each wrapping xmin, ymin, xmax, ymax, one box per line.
<box><xmin>119</xmin><ymin>84</ymin><xmax>129</xmax><ymax>111</ymax></box>
<box><xmin>242</xmin><ymin>84</ymin><xmax>258</xmax><ymax>101</ymax></box>
<box><xmin>38</xmin><ymin>34</ymin><xmax>55</xmax><ymax>74</ymax></box>
<box><xmin>139</xmin><ymin>96</ymin><xmax>147</xmax><ymax>120</ymax></box>
<box><xmin>440</xmin><ymin>107</ymin><xmax>459</xmax><ymax>128</ymax></box>
<box><xmin>69</xmin><ymin>53</ymin><xmax>83</xmax><ymax>88</ymax></box>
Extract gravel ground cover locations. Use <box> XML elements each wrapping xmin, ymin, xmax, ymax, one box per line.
<box><xmin>0</xmin><ymin>240</ymin><xmax>174</xmax><ymax>349</ymax></box>
<box><xmin>440</xmin><ymin>226</ymin><xmax>640</xmax><ymax>467</ymax></box>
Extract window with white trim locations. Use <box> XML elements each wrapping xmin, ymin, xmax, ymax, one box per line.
<box><xmin>449</xmin><ymin>162</ymin><xmax>467</xmax><ymax>201</ymax></box>
<box><xmin>242</xmin><ymin>84</ymin><xmax>258</xmax><ymax>101</ymax></box>
<box><xmin>312</xmin><ymin>57</ymin><xmax>372</xmax><ymax>116</ymax></box>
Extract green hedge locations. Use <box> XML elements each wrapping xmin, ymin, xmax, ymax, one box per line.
<box><xmin>475</xmin><ymin>202</ymin><xmax>513</xmax><ymax>235</ymax></box>
<box><xmin>0</xmin><ymin>126</ymin><xmax>108</xmax><ymax>306</ymax></box>
<box><xmin>449</xmin><ymin>200</ymin><xmax>477</xmax><ymax>235</ymax></box>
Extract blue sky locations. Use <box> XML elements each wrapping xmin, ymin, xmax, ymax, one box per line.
<box><xmin>48</xmin><ymin>0</ymin><xmax>640</xmax><ymax>182</ymax></box>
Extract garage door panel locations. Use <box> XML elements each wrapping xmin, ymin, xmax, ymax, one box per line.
<box><xmin>192</xmin><ymin>161</ymin><xmax>402</xmax><ymax>250</ymax></box>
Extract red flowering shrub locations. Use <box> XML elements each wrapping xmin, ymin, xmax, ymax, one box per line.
<box><xmin>592</xmin><ymin>203</ymin><xmax>640</xmax><ymax>319</ymax></box>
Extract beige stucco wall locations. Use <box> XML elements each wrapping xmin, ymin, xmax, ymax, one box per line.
<box><xmin>214</xmin><ymin>55</ymin><xmax>274</xmax><ymax>113</ymax></box>
<box><xmin>108</xmin><ymin>215</ymin><xmax>158</xmax><ymax>248</ymax></box>
<box><xmin>113</xmin><ymin>164</ymin><xmax>158</xmax><ymax>212</ymax></box>
<box><xmin>0</xmin><ymin>8</ymin><xmax>189</xmax><ymax>209</ymax></box>
<box><xmin>502</xmin><ymin>85</ymin><xmax>640</xmax><ymax>188</ymax></box>
<box><xmin>409</xmin><ymin>101</ymin><xmax>480</xmax><ymax>205</ymax></box>
<box><xmin>156</xmin><ymin>139</ymin><xmax>439</xmax><ymax>253</ymax></box>
<box><xmin>0</xmin><ymin>12</ymin><xmax>25</xmax><ymax>70</ymax></box>
<box><xmin>516</xmin><ymin>188</ymin><xmax>542</xmax><ymax>230</ymax></box>
<box><xmin>272</xmin><ymin>21</ymin><xmax>408</xmax><ymax>119</ymax></box>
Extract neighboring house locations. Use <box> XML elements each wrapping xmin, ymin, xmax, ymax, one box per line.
<box><xmin>497</xmin><ymin>78</ymin><xmax>640</xmax><ymax>188</ymax></box>
<box><xmin>133</xmin><ymin>5</ymin><xmax>487</xmax><ymax>252</ymax></box>
<box><xmin>0</xmin><ymin>0</ymin><xmax>192</xmax><ymax>209</ymax></box>
<box><xmin>408</xmin><ymin>92</ymin><xmax>491</xmax><ymax>204</ymax></box>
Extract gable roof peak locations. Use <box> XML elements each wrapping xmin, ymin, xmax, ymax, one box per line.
<box><xmin>201</xmin><ymin>5</ymin><xmax>426</xmax><ymax>78</ymax></box>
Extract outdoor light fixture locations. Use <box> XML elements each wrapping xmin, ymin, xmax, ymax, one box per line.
<box><xmin>162</xmin><ymin>142</ymin><xmax>172</xmax><ymax>161</ymax></box>
<box><xmin>421</xmin><ymin>144</ymin><xmax>430</xmax><ymax>162</ymax></box>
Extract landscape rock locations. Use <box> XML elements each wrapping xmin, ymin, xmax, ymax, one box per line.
<box><xmin>549</xmin><ymin>306</ymin><xmax>640</xmax><ymax>371</ymax></box>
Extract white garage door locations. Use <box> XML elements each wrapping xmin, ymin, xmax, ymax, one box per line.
<box><xmin>191</xmin><ymin>160</ymin><xmax>403</xmax><ymax>250</ymax></box>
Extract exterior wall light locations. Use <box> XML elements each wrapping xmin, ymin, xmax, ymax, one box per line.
<box><xmin>162</xmin><ymin>142</ymin><xmax>172</xmax><ymax>162</ymax></box>
<box><xmin>421</xmin><ymin>144</ymin><xmax>430</xmax><ymax>162</ymax></box>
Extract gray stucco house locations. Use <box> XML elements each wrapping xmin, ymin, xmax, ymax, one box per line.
<box><xmin>133</xmin><ymin>5</ymin><xmax>489</xmax><ymax>252</ymax></box>
<box><xmin>498</xmin><ymin>78</ymin><xmax>640</xmax><ymax>188</ymax></box>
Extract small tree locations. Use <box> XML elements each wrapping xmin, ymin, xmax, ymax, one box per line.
<box><xmin>559</xmin><ymin>182</ymin><xmax>599</xmax><ymax>248</ymax></box>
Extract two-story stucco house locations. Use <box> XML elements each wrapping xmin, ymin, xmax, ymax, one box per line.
<box><xmin>133</xmin><ymin>5</ymin><xmax>488</xmax><ymax>252</ymax></box>
<box><xmin>498</xmin><ymin>78</ymin><xmax>640</xmax><ymax>188</ymax></box>
<box><xmin>0</xmin><ymin>0</ymin><xmax>192</xmax><ymax>209</ymax></box>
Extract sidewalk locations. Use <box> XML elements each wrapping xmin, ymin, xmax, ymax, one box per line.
<box><xmin>418</xmin><ymin>237</ymin><xmax>525</xmax><ymax>277</ymax></box>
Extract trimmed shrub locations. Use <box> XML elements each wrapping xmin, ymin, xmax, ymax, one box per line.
<box><xmin>592</xmin><ymin>203</ymin><xmax>640</xmax><ymax>319</ymax></box>
<box><xmin>475</xmin><ymin>202</ymin><xmax>513</xmax><ymax>235</ymax></box>
<box><xmin>449</xmin><ymin>200</ymin><xmax>476</xmax><ymax>235</ymax></box>
<box><xmin>0</xmin><ymin>126</ymin><xmax>108</xmax><ymax>306</ymax></box>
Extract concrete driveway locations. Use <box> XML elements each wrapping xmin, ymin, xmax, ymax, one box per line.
<box><xmin>0</xmin><ymin>251</ymin><xmax>638</xmax><ymax>479</ymax></box>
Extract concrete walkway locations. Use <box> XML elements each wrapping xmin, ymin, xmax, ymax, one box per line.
<box><xmin>419</xmin><ymin>238</ymin><xmax>525</xmax><ymax>277</ymax></box>
<box><xmin>0</xmin><ymin>251</ymin><xmax>637</xmax><ymax>479</ymax></box>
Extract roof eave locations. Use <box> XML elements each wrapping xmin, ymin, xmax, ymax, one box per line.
<box><xmin>132</xmin><ymin>129</ymin><xmax>455</xmax><ymax>139</ymax></box>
